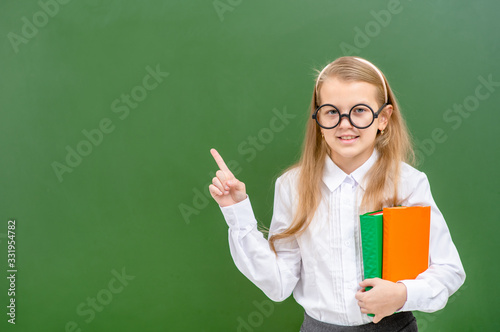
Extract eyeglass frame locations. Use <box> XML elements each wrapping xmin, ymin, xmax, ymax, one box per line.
<box><xmin>311</xmin><ymin>102</ymin><xmax>389</xmax><ymax>129</ymax></box>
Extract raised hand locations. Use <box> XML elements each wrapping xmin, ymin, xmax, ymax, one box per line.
<box><xmin>209</xmin><ymin>148</ymin><xmax>247</xmax><ymax>207</ymax></box>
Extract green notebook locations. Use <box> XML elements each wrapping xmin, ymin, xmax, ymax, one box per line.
<box><xmin>360</xmin><ymin>210</ymin><xmax>384</xmax><ymax>283</ymax></box>
<box><xmin>360</xmin><ymin>210</ymin><xmax>383</xmax><ymax>317</ymax></box>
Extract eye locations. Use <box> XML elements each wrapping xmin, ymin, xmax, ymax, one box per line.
<box><xmin>353</xmin><ymin>107</ymin><xmax>367</xmax><ymax>114</ymax></box>
<box><xmin>324</xmin><ymin>108</ymin><xmax>339</xmax><ymax>115</ymax></box>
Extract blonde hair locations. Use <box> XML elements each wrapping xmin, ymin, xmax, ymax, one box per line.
<box><xmin>269</xmin><ymin>56</ymin><xmax>414</xmax><ymax>253</ymax></box>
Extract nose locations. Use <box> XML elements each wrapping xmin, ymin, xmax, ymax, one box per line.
<box><xmin>338</xmin><ymin>113</ymin><xmax>353</xmax><ymax>128</ymax></box>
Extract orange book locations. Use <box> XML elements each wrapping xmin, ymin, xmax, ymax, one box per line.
<box><xmin>382</xmin><ymin>206</ymin><xmax>431</xmax><ymax>282</ymax></box>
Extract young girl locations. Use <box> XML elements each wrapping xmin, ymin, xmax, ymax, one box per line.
<box><xmin>209</xmin><ymin>56</ymin><xmax>465</xmax><ymax>331</ymax></box>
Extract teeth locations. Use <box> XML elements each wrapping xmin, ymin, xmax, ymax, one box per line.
<box><xmin>341</xmin><ymin>136</ymin><xmax>356</xmax><ymax>140</ymax></box>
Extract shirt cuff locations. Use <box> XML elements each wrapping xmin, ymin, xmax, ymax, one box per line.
<box><xmin>397</xmin><ymin>279</ymin><xmax>430</xmax><ymax>312</ymax></box>
<box><xmin>219</xmin><ymin>195</ymin><xmax>257</xmax><ymax>230</ymax></box>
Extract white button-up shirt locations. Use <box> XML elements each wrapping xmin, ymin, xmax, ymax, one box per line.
<box><xmin>219</xmin><ymin>150</ymin><xmax>465</xmax><ymax>325</ymax></box>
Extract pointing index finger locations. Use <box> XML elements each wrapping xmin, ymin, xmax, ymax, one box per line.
<box><xmin>210</xmin><ymin>148</ymin><xmax>231</xmax><ymax>173</ymax></box>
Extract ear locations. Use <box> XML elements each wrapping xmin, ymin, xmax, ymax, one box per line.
<box><xmin>378</xmin><ymin>104</ymin><xmax>393</xmax><ymax>131</ymax></box>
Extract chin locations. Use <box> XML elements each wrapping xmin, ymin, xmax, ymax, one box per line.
<box><xmin>330</xmin><ymin>145</ymin><xmax>372</xmax><ymax>161</ymax></box>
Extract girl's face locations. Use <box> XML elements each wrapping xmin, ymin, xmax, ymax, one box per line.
<box><xmin>318</xmin><ymin>77</ymin><xmax>392</xmax><ymax>174</ymax></box>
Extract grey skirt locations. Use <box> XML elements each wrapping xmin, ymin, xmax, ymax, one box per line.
<box><xmin>300</xmin><ymin>311</ymin><xmax>418</xmax><ymax>332</ymax></box>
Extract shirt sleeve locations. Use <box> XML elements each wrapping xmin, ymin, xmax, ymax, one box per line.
<box><xmin>219</xmin><ymin>174</ymin><xmax>302</xmax><ymax>302</ymax></box>
<box><xmin>397</xmin><ymin>171</ymin><xmax>466</xmax><ymax>312</ymax></box>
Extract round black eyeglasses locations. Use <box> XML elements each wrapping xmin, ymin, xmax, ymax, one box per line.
<box><xmin>312</xmin><ymin>102</ymin><xmax>389</xmax><ymax>129</ymax></box>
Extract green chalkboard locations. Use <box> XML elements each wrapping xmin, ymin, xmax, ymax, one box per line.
<box><xmin>0</xmin><ymin>0</ymin><xmax>498</xmax><ymax>331</ymax></box>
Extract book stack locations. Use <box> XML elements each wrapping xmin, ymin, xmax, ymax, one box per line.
<box><xmin>359</xmin><ymin>206</ymin><xmax>431</xmax><ymax>317</ymax></box>
<box><xmin>360</xmin><ymin>206</ymin><xmax>431</xmax><ymax>284</ymax></box>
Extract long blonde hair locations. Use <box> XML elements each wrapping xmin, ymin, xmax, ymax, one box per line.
<box><xmin>269</xmin><ymin>56</ymin><xmax>414</xmax><ymax>253</ymax></box>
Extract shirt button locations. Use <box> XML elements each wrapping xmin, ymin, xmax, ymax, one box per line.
<box><xmin>345</xmin><ymin>241</ymin><xmax>350</xmax><ymax>246</ymax></box>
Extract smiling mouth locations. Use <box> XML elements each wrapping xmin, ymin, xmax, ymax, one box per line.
<box><xmin>338</xmin><ymin>136</ymin><xmax>359</xmax><ymax>140</ymax></box>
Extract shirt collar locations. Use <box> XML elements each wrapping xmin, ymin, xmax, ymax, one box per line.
<box><xmin>322</xmin><ymin>149</ymin><xmax>379</xmax><ymax>192</ymax></box>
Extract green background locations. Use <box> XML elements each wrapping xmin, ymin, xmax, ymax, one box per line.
<box><xmin>0</xmin><ymin>0</ymin><xmax>498</xmax><ymax>331</ymax></box>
